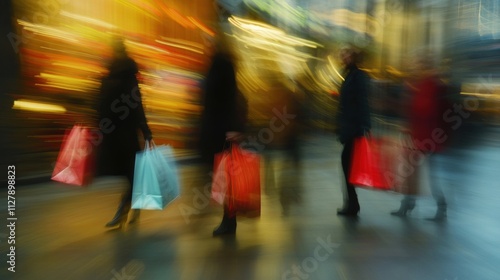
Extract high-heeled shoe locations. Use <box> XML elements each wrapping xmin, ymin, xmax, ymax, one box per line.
<box><xmin>106</xmin><ymin>200</ymin><xmax>130</xmax><ymax>228</ymax></box>
<box><xmin>128</xmin><ymin>210</ymin><xmax>140</xmax><ymax>224</ymax></box>
<box><xmin>426</xmin><ymin>208</ymin><xmax>446</xmax><ymax>221</ymax></box>
<box><xmin>390</xmin><ymin>201</ymin><xmax>415</xmax><ymax>217</ymax></box>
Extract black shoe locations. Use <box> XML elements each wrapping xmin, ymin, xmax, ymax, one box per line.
<box><xmin>128</xmin><ymin>210</ymin><xmax>140</xmax><ymax>224</ymax></box>
<box><xmin>390</xmin><ymin>199</ymin><xmax>415</xmax><ymax>217</ymax></box>
<box><xmin>390</xmin><ymin>205</ymin><xmax>415</xmax><ymax>217</ymax></box>
<box><xmin>106</xmin><ymin>200</ymin><xmax>131</xmax><ymax>228</ymax></box>
<box><xmin>337</xmin><ymin>206</ymin><xmax>360</xmax><ymax>217</ymax></box>
<box><xmin>426</xmin><ymin>209</ymin><xmax>447</xmax><ymax>221</ymax></box>
<box><xmin>213</xmin><ymin>215</ymin><xmax>236</xmax><ymax>236</ymax></box>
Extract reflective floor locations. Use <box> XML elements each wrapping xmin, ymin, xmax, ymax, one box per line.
<box><xmin>2</xmin><ymin>127</ymin><xmax>500</xmax><ymax>280</ymax></box>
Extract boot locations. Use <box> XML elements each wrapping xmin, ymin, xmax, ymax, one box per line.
<box><xmin>427</xmin><ymin>200</ymin><xmax>447</xmax><ymax>221</ymax></box>
<box><xmin>391</xmin><ymin>197</ymin><xmax>415</xmax><ymax>217</ymax></box>
<box><xmin>213</xmin><ymin>212</ymin><xmax>237</xmax><ymax>236</ymax></box>
<box><xmin>106</xmin><ymin>199</ymin><xmax>131</xmax><ymax>228</ymax></box>
<box><xmin>337</xmin><ymin>201</ymin><xmax>360</xmax><ymax>217</ymax></box>
<box><xmin>128</xmin><ymin>210</ymin><xmax>140</xmax><ymax>224</ymax></box>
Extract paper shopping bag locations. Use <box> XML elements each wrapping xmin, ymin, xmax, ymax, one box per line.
<box><xmin>51</xmin><ymin>125</ymin><xmax>94</xmax><ymax>186</ymax></box>
<box><xmin>349</xmin><ymin>136</ymin><xmax>392</xmax><ymax>190</ymax></box>
<box><xmin>212</xmin><ymin>144</ymin><xmax>261</xmax><ymax>217</ymax></box>
<box><xmin>131</xmin><ymin>142</ymin><xmax>180</xmax><ymax>210</ymax></box>
<box><xmin>212</xmin><ymin>151</ymin><xmax>230</xmax><ymax>205</ymax></box>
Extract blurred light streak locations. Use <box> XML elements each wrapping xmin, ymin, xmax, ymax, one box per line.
<box><xmin>59</xmin><ymin>11</ymin><xmax>117</xmax><ymax>30</ymax></box>
<box><xmin>36</xmin><ymin>73</ymin><xmax>100</xmax><ymax>92</ymax></box>
<box><xmin>18</xmin><ymin>20</ymin><xmax>79</xmax><ymax>43</ymax></box>
<box><xmin>187</xmin><ymin>17</ymin><xmax>215</xmax><ymax>36</ymax></box>
<box><xmin>162</xmin><ymin>7</ymin><xmax>196</xmax><ymax>29</ymax></box>
<box><xmin>327</xmin><ymin>55</ymin><xmax>345</xmax><ymax>81</ymax></box>
<box><xmin>159</xmin><ymin>37</ymin><xmax>204</xmax><ymax>50</ymax></box>
<box><xmin>130</xmin><ymin>0</ymin><xmax>162</xmax><ymax>18</ymax></box>
<box><xmin>115</xmin><ymin>0</ymin><xmax>160</xmax><ymax>21</ymax></box>
<box><xmin>40</xmin><ymin>46</ymin><xmax>102</xmax><ymax>60</ymax></box>
<box><xmin>460</xmin><ymin>92</ymin><xmax>500</xmax><ymax>100</ymax></box>
<box><xmin>232</xmin><ymin>34</ymin><xmax>317</xmax><ymax>62</ymax></box>
<box><xmin>13</xmin><ymin>100</ymin><xmax>66</xmax><ymax>113</ymax></box>
<box><xmin>52</xmin><ymin>62</ymin><xmax>102</xmax><ymax>74</ymax></box>
<box><xmin>155</xmin><ymin>40</ymin><xmax>204</xmax><ymax>54</ymax></box>
<box><xmin>229</xmin><ymin>16</ymin><xmax>322</xmax><ymax>48</ymax></box>
<box><xmin>320</xmin><ymin>9</ymin><xmax>378</xmax><ymax>36</ymax></box>
<box><xmin>126</xmin><ymin>40</ymin><xmax>170</xmax><ymax>54</ymax></box>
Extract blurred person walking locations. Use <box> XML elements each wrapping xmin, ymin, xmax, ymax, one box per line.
<box><xmin>260</xmin><ymin>78</ymin><xmax>304</xmax><ymax>216</ymax></box>
<box><xmin>336</xmin><ymin>45</ymin><xmax>372</xmax><ymax>217</ymax></box>
<box><xmin>198</xmin><ymin>33</ymin><xmax>248</xmax><ymax>236</ymax></box>
<box><xmin>95</xmin><ymin>37</ymin><xmax>152</xmax><ymax>228</ymax></box>
<box><xmin>391</xmin><ymin>54</ymin><xmax>452</xmax><ymax>221</ymax></box>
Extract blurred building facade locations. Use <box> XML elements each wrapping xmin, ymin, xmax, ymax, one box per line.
<box><xmin>3</xmin><ymin>0</ymin><xmax>500</xmax><ymax>183</ymax></box>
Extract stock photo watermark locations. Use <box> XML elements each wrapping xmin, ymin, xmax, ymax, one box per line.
<box><xmin>8</xmin><ymin>0</ymin><xmax>71</xmax><ymax>54</ymax></box>
<box><xmin>6</xmin><ymin>165</ymin><xmax>17</xmax><ymax>273</ymax></box>
<box><xmin>384</xmin><ymin>94</ymin><xmax>480</xmax><ymax>186</ymax></box>
<box><xmin>282</xmin><ymin>235</ymin><xmax>339</xmax><ymax>280</ymax></box>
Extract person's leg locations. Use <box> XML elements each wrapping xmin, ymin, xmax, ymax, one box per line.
<box><xmin>391</xmin><ymin>195</ymin><xmax>416</xmax><ymax>216</ymax></box>
<box><xmin>391</xmin><ymin>158</ymin><xmax>419</xmax><ymax>216</ymax></box>
<box><xmin>338</xmin><ymin>139</ymin><xmax>360</xmax><ymax>216</ymax></box>
<box><xmin>213</xmin><ymin>204</ymin><xmax>237</xmax><ymax>236</ymax></box>
<box><xmin>105</xmin><ymin>159</ymin><xmax>134</xmax><ymax>228</ymax></box>
<box><xmin>211</xmin><ymin>157</ymin><xmax>237</xmax><ymax>236</ymax></box>
<box><xmin>428</xmin><ymin>153</ymin><xmax>447</xmax><ymax>220</ymax></box>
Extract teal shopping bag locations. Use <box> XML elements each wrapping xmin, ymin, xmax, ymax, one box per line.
<box><xmin>132</xmin><ymin>142</ymin><xmax>180</xmax><ymax>210</ymax></box>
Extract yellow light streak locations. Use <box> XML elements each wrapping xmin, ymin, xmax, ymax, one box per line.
<box><xmin>59</xmin><ymin>11</ymin><xmax>117</xmax><ymax>29</ymax></box>
<box><xmin>126</xmin><ymin>40</ymin><xmax>170</xmax><ymax>54</ymax></box>
<box><xmin>52</xmin><ymin>62</ymin><xmax>103</xmax><ymax>74</ymax></box>
<box><xmin>155</xmin><ymin>40</ymin><xmax>204</xmax><ymax>54</ymax></box>
<box><xmin>229</xmin><ymin>16</ymin><xmax>322</xmax><ymax>48</ymax></box>
<box><xmin>327</xmin><ymin>55</ymin><xmax>345</xmax><ymax>81</ymax></box>
<box><xmin>13</xmin><ymin>99</ymin><xmax>66</xmax><ymax>113</ymax></box>
<box><xmin>187</xmin><ymin>17</ymin><xmax>215</xmax><ymax>36</ymax></box>
<box><xmin>18</xmin><ymin>20</ymin><xmax>79</xmax><ymax>43</ymax></box>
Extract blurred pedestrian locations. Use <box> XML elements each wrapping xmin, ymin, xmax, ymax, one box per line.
<box><xmin>95</xmin><ymin>37</ymin><xmax>152</xmax><ymax>228</ymax></box>
<box><xmin>391</xmin><ymin>53</ymin><xmax>452</xmax><ymax>220</ymax></box>
<box><xmin>260</xmin><ymin>78</ymin><xmax>304</xmax><ymax>216</ymax></box>
<box><xmin>336</xmin><ymin>45</ymin><xmax>372</xmax><ymax>217</ymax></box>
<box><xmin>198</xmin><ymin>33</ymin><xmax>248</xmax><ymax>236</ymax></box>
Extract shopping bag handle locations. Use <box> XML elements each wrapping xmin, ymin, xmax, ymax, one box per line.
<box><xmin>144</xmin><ymin>140</ymin><xmax>156</xmax><ymax>150</ymax></box>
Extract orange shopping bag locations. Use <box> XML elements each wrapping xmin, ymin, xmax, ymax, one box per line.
<box><xmin>212</xmin><ymin>144</ymin><xmax>261</xmax><ymax>217</ymax></box>
<box><xmin>52</xmin><ymin>125</ymin><xmax>95</xmax><ymax>186</ymax></box>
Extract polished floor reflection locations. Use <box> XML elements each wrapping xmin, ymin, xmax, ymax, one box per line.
<box><xmin>2</xmin><ymin>128</ymin><xmax>500</xmax><ymax>280</ymax></box>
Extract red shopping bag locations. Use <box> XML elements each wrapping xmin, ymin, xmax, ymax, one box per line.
<box><xmin>349</xmin><ymin>136</ymin><xmax>392</xmax><ymax>190</ymax></box>
<box><xmin>52</xmin><ymin>125</ymin><xmax>95</xmax><ymax>186</ymax></box>
<box><xmin>212</xmin><ymin>144</ymin><xmax>261</xmax><ymax>217</ymax></box>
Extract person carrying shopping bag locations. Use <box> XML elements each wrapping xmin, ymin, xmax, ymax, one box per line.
<box><xmin>336</xmin><ymin>44</ymin><xmax>372</xmax><ymax>217</ymax></box>
<box><xmin>95</xmin><ymin>37</ymin><xmax>152</xmax><ymax>228</ymax></box>
<box><xmin>198</xmin><ymin>29</ymin><xmax>249</xmax><ymax>236</ymax></box>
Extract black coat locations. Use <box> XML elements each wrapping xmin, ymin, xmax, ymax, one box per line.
<box><xmin>198</xmin><ymin>51</ymin><xmax>247</xmax><ymax>165</ymax></box>
<box><xmin>95</xmin><ymin>56</ymin><xmax>152</xmax><ymax>176</ymax></box>
<box><xmin>337</xmin><ymin>65</ymin><xmax>371</xmax><ymax>144</ymax></box>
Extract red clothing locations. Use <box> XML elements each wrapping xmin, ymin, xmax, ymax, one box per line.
<box><xmin>409</xmin><ymin>75</ymin><xmax>449</xmax><ymax>153</ymax></box>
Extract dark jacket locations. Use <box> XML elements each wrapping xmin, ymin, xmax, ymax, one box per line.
<box><xmin>198</xmin><ymin>51</ymin><xmax>247</xmax><ymax>165</ymax></box>
<box><xmin>95</xmin><ymin>56</ymin><xmax>152</xmax><ymax>175</ymax></box>
<box><xmin>337</xmin><ymin>65</ymin><xmax>371</xmax><ymax>144</ymax></box>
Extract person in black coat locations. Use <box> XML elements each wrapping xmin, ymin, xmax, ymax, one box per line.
<box><xmin>198</xmin><ymin>36</ymin><xmax>247</xmax><ymax>236</ymax></box>
<box><xmin>336</xmin><ymin>45</ymin><xmax>371</xmax><ymax>216</ymax></box>
<box><xmin>96</xmin><ymin>37</ymin><xmax>152</xmax><ymax>228</ymax></box>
